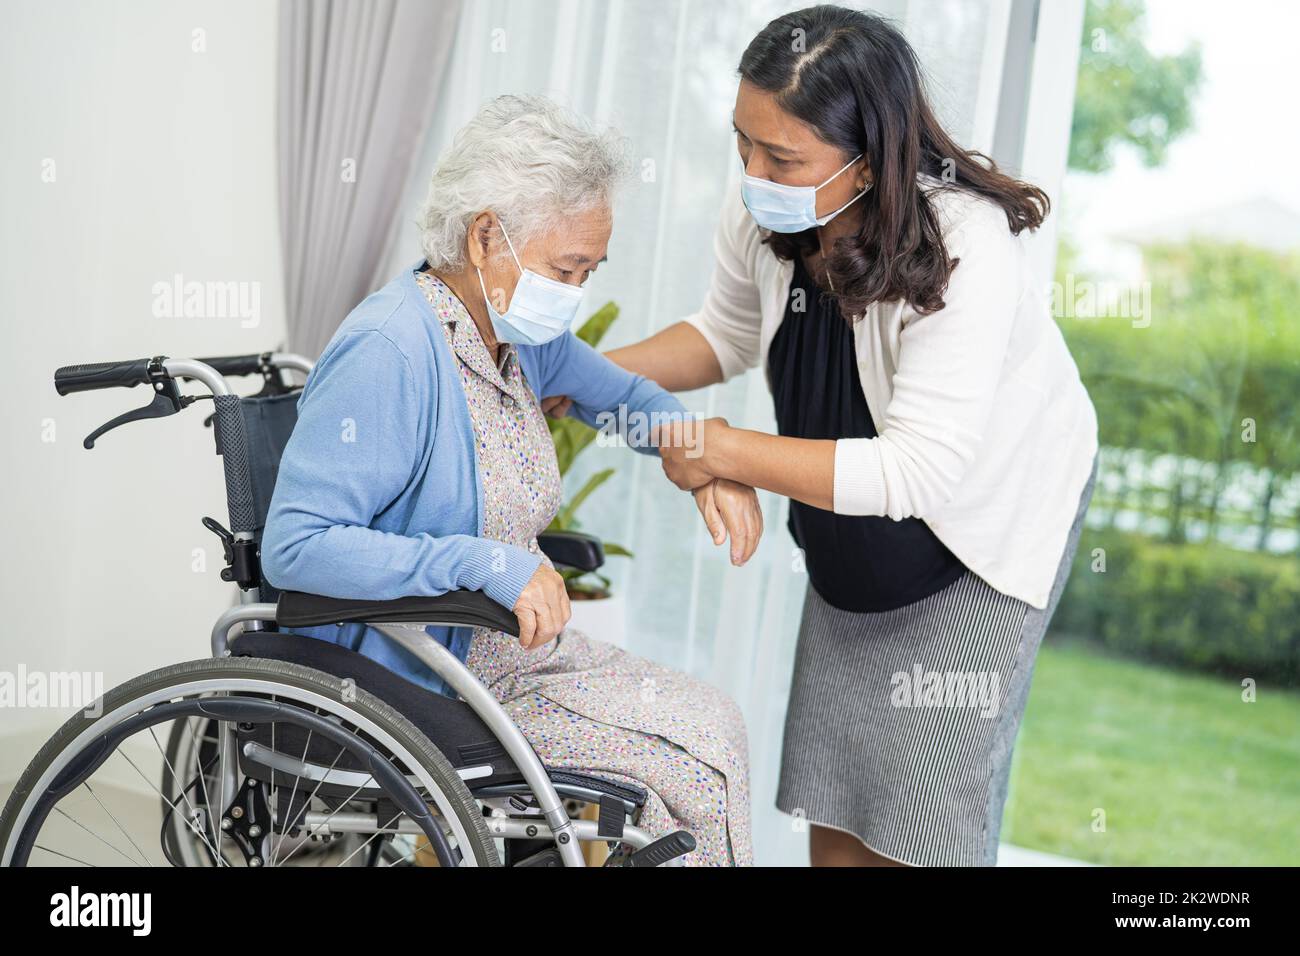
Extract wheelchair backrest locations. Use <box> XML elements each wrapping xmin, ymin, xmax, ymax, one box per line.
<box><xmin>221</xmin><ymin>391</ymin><xmax>301</xmax><ymax>599</ymax></box>
<box><xmin>233</xmin><ymin>392</ymin><xmax>301</xmax><ymax>534</ymax></box>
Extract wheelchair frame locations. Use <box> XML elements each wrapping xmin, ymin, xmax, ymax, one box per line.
<box><xmin>36</xmin><ymin>350</ymin><xmax>686</xmax><ymax>868</ymax></box>
<box><xmin>210</xmin><ymin>606</ymin><xmax>591</xmax><ymax>866</ymax></box>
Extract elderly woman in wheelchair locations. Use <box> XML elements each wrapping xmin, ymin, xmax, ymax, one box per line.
<box><xmin>0</xmin><ymin>95</ymin><xmax>756</xmax><ymax>868</ymax></box>
<box><xmin>260</xmin><ymin>93</ymin><xmax>758</xmax><ymax>867</ymax></box>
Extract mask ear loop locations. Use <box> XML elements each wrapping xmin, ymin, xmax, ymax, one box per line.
<box><xmin>815</xmin><ymin>180</ymin><xmax>873</xmax><ymax>233</ymax></box>
<box><xmin>815</xmin><ymin>159</ymin><xmax>870</xmax><ymax>294</ymax></box>
<box><xmin>476</xmin><ymin>215</ymin><xmax>524</xmax><ymax>324</ymax></box>
<box><xmin>815</xmin><ymin>153</ymin><xmax>864</xmax><ymax>190</ymax></box>
<box><xmin>496</xmin><ymin>216</ymin><xmax>524</xmax><ymax>273</ymax></box>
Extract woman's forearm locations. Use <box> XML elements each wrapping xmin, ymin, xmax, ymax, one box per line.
<box><xmin>707</xmin><ymin>426</ymin><xmax>836</xmax><ymax>511</ymax></box>
<box><xmin>605</xmin><ymin>321</ymin><xmax>724</xmax><ymax>392</ymax></box>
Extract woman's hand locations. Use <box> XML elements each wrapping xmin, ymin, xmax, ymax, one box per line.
<box><xmin>540</xmin><ymin>395</ymin><xmax>573</xmax><ymax>419</ymax></box>
<box><xmin>512</xmin><ymin>564</ymin><xmax>571</xmax><ymax>650</ymax></box>
<box><xmin>693</xmin><ymin>478</ymin><xmax>764</xmax><ymax>565</ymax></box>
<box><xmin>657</xmin><ymin>416</ymin><xmax>729</xmax><ymax>490</ymax></box>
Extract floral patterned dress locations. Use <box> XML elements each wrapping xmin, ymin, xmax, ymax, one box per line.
<box><xmin>414</xmin><ymin>271</ymin><xmax>753</xmax><ymax>866</ymax></box>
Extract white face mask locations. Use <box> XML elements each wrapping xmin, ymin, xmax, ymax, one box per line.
<box><xmin>740</xmin><ymin>153</ymin><xmax>871</xmax><ymax>233</ymax></box>
<box><xmin>475</xmin><ymin>219</ymin><xmax>583</xmax><ymax>346</ymax></box>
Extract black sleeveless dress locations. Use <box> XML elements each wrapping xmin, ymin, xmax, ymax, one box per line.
<box><xmin>767</xmin><ymin>254</ymin><xmax>966</xmax><ymax>612</ymax></box>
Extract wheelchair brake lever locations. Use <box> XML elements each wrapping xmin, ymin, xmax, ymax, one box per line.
<box><xmin>83</xmin><ymin>378</ymin><xmax>190</xmax><ymax>449</ymax></box>
<box><xmin>202</xmin><ymin>516</ymin><xmax>236</xmax><ymax>566</ymax></box>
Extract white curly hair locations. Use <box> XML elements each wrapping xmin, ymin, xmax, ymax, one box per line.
<box><xmin>417</xmin><ymin>94</ymin><xmax>631</xmax><ymax>270</ymax></box>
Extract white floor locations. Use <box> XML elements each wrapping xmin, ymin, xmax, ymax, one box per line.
<box><xmin>1</xmin><ymin>774</ymin><xmax>1096</xmax><ymax>867</ymax></box>
<box><xmin>998</xmin><ymin>843</ymin><xmax>1093</xmax><ymax>866</ymax></box>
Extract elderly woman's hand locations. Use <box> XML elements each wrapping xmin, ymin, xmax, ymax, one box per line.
<box><xmin>512</xmin><ymin>564</ymin><xmax>571</xmax><ymax>650</ymax></box>
<box><xmin>656</xmin><ymin>416</ymin><xmax>728</xmax><ymax>491</ymax></box>
<box><xmin>693</xmin><ymin>478</ymin><xmax>764</xmax><ymax>566</ymax></box>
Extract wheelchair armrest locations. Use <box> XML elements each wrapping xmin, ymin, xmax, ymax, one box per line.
<box><xmin>537</xmin><ymin>530</ymin><xmax>604</xmax><ymax>572</ymax></box>
<box><xmin>275</xmin><ymin>589</ymin><xmax>520</xmax><ymax>637</ymax></box>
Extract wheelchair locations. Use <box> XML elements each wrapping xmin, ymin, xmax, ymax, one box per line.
<box><xmin>0</xmin><ymin>352</ymin><xmax>697</xmax><ymax>867</ymax></box>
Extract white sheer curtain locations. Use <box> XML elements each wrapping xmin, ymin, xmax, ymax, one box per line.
<box><xmin>384</xmin><ymin>0</ymin><xmax>1018</xmax><ymax>864</ymax></box>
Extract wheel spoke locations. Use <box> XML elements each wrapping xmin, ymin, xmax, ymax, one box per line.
<box><xmin>270</xmin><ymin>728</ymin><xmax>315</xmax><ymax>867</ymax></box>
<box><xmin>51</xmin><ymin>805</ymin><xmax>143</xmax><ymax>867</ymax></box>
<box><xmin>215</xmin><ymin>708</ymin><xmax>228</xmax><ymax>865</ymax></box>
<box><xmin>185</xmin><ymin>715</ymin><xmax>221</xmax><ymax>864</ymax></box>
<box><xmin>118</xmin><ymin>742</ymin><xmax>225</xmax><ymax>865</ymax></box>
<box><xmin>384</xmin><ymin>845</ymin><xmax>416</xmax><ymax>866</ymax></box>
<box><xmin>269</xmin><ymin>694</ymin><xmax>278</xmax><ymax>860</ymax></box>
<box><xmin>149</xmin><ymin>724</ymin><xmax>205</xmax><ymax>832</ymax></box>
<box><xmin>34</xmin><ymin>844</ymin><xmax>97</xmax><ymax>867</ymax></box>
<box><xmin>272</xmin><ymin>745</ymin><xmax>359</xmax><ymax>867</ymax></box>
<box><xmin>79</xmin><ymin>782</ymin><xmax>152</xmax><ymax>867</ymax></box>
<box><xmin>333</xmin><ymin>808</ymin><xmax>403</xmax><ymax>867</ymax></box>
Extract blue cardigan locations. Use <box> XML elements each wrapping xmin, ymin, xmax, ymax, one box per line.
<box><xmin>261</xmin><ymin>263</ymin><xmax>689</xmax><ymax>695</ymax></box>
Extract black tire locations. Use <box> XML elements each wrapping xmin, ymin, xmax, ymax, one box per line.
<box><xmin>0</xmin><ymin>657</ymin><xmax>499</xmax><ymax>867</ymax></box>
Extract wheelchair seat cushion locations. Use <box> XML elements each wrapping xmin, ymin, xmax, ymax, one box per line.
<box><xmin>230</xmin><ymin>629</ymin><xmax>646</xmax><ymax>807</ymax></box>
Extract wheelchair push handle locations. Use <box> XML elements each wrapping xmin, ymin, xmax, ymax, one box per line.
<box><xmin>199</xmin><ymin>351</ymin><xmax>313</xmax><ymax>379</ymax></box>
<box><xmin>196</xmin><ymin>353</ymin><xmax>265</xmax><ymax>378</ymax></box>
<box><xmin>53</xmin><ymin>356</ymin><xmax>234</xmax><ymax>449</ymax></box>
<box><xmin>190</xmin><ymin>353</ymin><xmax>311</xmax><ymax>416</ymax></box>
<box><xmin>54</xmin><ymin>358</ymin><xmax>154</xmax><ymax>395</ymax></box>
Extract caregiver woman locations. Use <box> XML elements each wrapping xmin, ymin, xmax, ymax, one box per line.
<box><xmin>608</xmin><ymin>6</ymin><xmax>1099</xmax><ymax>866</ymax></box>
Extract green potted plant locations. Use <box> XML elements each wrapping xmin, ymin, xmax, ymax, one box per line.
<box><xmin>547</xmin><ymin>301</ymin><xmax>634</xmax><ymax>643</ymax></box>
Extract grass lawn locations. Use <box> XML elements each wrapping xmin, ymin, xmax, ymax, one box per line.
<box><xmin>1002</xmin><ymin>635</ymin><xmax>1300</xmax><ymax>866</ymax></box>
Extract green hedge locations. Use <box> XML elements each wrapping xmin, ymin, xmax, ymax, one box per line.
<box><xmin>1058</xmin><ymin>240</ymin><xmax>1300</xmax><ymax>480</ymax></box>
<box><xmin>1051</xmin><ymin>527</ymin><xmax>1300</xmax><ymax>686</ymax></box>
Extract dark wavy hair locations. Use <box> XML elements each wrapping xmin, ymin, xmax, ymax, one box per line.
<box><xmin>738</xmin><ymin>4</ymin><xmax>1049</xmax><ymax>316</ymax></box>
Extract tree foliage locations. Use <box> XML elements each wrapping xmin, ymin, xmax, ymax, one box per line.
<box><xmin>1069</xmin><ymin>0</ymin><xmax>1203</xmax><ymax>173</ymax></box>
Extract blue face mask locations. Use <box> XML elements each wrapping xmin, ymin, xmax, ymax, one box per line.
<box><xmin>741</xmin><ymin>154</ymin><xmax>871</xmax><ymax>233</ymax></box>
<box><xmin>476</xmin><ymin>219</ymin><xmax>583</xmax><ymax>346</ymax></box>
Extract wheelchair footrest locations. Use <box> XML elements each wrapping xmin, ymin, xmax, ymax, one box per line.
<box><xmin>625</xmin><ymin>830</ymin><xmax>696</xmax><ymax>867</ymax></box>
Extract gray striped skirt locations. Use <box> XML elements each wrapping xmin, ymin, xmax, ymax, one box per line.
<box><xmin>776</xmin><ymin>459</ymin><xmax>1096</xmax><ymax>866</ymax></box>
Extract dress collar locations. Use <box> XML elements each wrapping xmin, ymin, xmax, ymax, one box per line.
<box><xmin>414</xmin><ymin>267</ymin><xmax>518</xmax><ymax>389</ymax></box>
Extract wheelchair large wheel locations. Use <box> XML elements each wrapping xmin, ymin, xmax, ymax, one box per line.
<box><xmin>158</xmin><ymin>713</ymin><xmax>416</xmax><ymax>867</ymax></box>
<box><xmin>0</xmin><ymin>657</ymin><xmax>499</xmax><ymax>867</ymax></box>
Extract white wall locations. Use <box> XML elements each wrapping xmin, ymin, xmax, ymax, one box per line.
<box><xmin>0</xmin><ymin>0</ymin><xmax>284</xmax><ymax>779</ymax></box>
